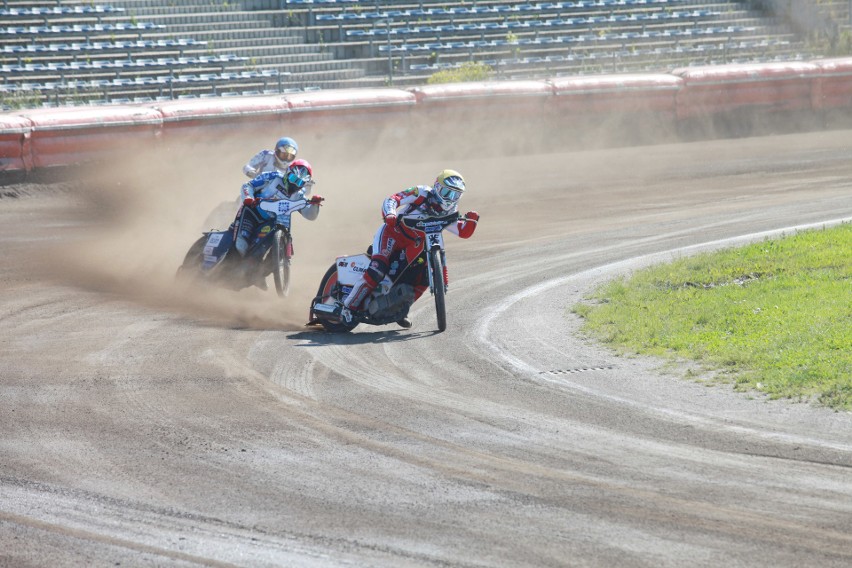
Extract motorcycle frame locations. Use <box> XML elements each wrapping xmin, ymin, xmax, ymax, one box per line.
<box><xmin>310</xmin><ymin>212</ymin><xmax>458</xmax><ymax>330</ymax></box>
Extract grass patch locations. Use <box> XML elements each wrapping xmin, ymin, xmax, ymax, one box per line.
<box><xmin>427</xmin><ymin>62</ymin><xmax>493</xmax><ymax>84</ymax></box>
<box><xmin>573</xmin><ymin>223</ymin><xmax>852</xmax><ymax>410</ymax></box>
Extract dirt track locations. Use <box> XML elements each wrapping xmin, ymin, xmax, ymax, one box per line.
<box><xmin>1</xmin><ymin>126</ymin><xmax>851</xmax><ymax>567</ymax></box>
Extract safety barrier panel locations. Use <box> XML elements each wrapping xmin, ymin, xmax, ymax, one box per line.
<box><xmin>813</xmin><ymin>58</ymin><xmax>852</xmax><ymax>111</ymax></box>
<box><xmin>156</xmin><ymin>96</ymin><xmax>291</xmax><ymax>133</ymax></box>
<box><xmin>13</xmin><ymin>105</ymin><xmax>162</xmax><ymax>169</ymax></box>
<box><xmin>671</xmin><ymin>61</ymin><xmax>820</xmax><ymax>120</ymax></box>
<box><xmin>283</xmin><ymin>87</ymin><xmax>416</xmax><ymax>135</ymax></box>
<box><xmin>409</xmin><ymin>80</ymin><xmax>552</xmax><ymax>110</ymax></box>
<box><xmin>0</xmin><ymin>115</ymin><xmax>32</xmax><ymax>172</ymax></box>
<box><xmin>1</xmin><ymin>57</ymin><xmax>851</xmax><ymax>173</ymax></box>
<box><xmin>548</xmin><ymin>74</ymin><xmax>681</xmax><ymax>115</ymax></box>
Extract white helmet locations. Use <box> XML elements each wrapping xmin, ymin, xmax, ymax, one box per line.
<box><xmin>273</xmin><ymin>136</ymin><xmax>298</xmax><ymax>170</ymax></box>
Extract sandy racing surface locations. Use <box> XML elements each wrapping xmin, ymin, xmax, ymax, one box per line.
<box><xmin>1</xmin><ymin>125</ymin><xmax>852</xmax><ymax>567</ymax></box>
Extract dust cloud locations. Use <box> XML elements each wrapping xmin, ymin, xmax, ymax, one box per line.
<box><xmin>19</xmin><ymin>105</ymin><xmax>679</xmax><ymax>330</ymax></box>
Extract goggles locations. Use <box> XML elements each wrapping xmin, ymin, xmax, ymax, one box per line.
<box><xmin>287</xmin><ymin>167</ymin><xmax>311</xmax><ymax>188</ymax></box>
<box><xmin>437</xmin><ymin>184</ymin><xmax>463</xmax><ymax>202</ymax></box>
<box><xmin>275</xmin><ymin>145</ymin><xmax>297</xmax><ymax>162</ymax></box>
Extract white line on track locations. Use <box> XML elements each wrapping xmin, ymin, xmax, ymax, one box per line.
<box><xmin>473</xmin><ymin>217</ymin><xmax>852</xmax><ymax>453</ymax></box>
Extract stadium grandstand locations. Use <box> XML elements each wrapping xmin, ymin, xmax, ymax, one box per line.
<box><xmin>1</xmin><ymin>0</ymin><xmax>849</xmax><ymax>108</ymax></box>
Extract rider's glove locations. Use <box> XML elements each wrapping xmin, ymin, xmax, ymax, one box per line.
<box><xmin>458</xmin><ymin>211</ymin><xmax>478</xmax><ymax>239</ymax></box>
<box><xmin>243</xmin><ymin>197</ymin><xmax>261</xmax><ymax>207</ymax></box>
<box><xmin>384</xmin><ymin>214</ymin><xmax>397</xmax><ymax>229</ymax></box>
<box><xmin>309</xmin><ymin>194</ymin><xmax>324</xmax><ymax>205</ymax></box>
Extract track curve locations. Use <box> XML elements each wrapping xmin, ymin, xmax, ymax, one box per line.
<box><xmin>1</xmin><ymin>129</ymin><xmax>851</xmax><ymax>567</ymax></box>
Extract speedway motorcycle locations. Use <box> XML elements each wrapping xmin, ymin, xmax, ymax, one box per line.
<box><xmin>177</xmin><ymin>197</ymin><xmax>318</xmax><ymax>296</ymax></box>
<box><xmin>308</xmin><ymin>212</ymin><xmax>465</xmax><ymax>332</ymax></box>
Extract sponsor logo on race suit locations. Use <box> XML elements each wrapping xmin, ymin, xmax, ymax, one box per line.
<box><xmin>383</xmin><ymin>238</ymin><xmax>395</xmax><ymax>256</ymax></box>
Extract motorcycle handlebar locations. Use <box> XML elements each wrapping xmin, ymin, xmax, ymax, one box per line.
<box><xmin>257</xmin><ymin>196</ymin><xmax>314</xmax><ymax>215</ymax></box>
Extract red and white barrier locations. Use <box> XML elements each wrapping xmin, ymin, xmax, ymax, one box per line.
<box><xmin>548</xmin><ymin>73</ymin><xmax>680</xmax><ymax>116</ymax></box>
<box><xmin>0</xmin><ymin>115</ymin><xmax>33</xmax><ymax>172</ymax></box>
<box><xmin>2</xmin><ymin>57</ymin><xmax>852</xmax><ymax>173</ymax></box>
<box><xmin>671</xmin><ymin>61</ymin><xmax>820</xmax><ymax>120</ymax></box>
<box><xmin>409</xmin><ymin>80</ymin><xmax>551</xmax><ymax>120</ymax></box>
<box><xmin>813</xmin><ymin>57</ymin><xmax>852</xmax><ymax>111</ymax></box>
<box><xmin>284</xmin><ymin>87</ymin><xmax>415</xmax><ymax>134</ymax></box>
<box><xmin>156</xmin><ymin>95</ymin><xmax>291</xmax><ymax>133</ymax></box>
<box><xmin>15</xmin><ymin>105</ymin><xmax>162</xmax><ymax>169</ymax></box>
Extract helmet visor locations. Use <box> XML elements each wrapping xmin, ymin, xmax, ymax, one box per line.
<box><xmin>287</xmin><ymin>166</ymin><xmax>311</xmax><ymax>188</ymax></box>
<box><xmin>275</xmin><ymin>145</ymin><xmax>297</xmax><ymax>162</ymax></box>
<box><xmin>438</xmin><ymin>186</ymin><xmax>463</xmax><ymax>202</ymax></box>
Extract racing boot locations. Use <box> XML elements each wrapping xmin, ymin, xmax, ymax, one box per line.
<box><xmin>342</xmin><ymin>272</ymin><xmax>380</xmax><ymax>314</ymax></box>
<box><xmin>396</xmin><ymin>317</ymin><xmax>412</xmax><ymax>329</ymax></box>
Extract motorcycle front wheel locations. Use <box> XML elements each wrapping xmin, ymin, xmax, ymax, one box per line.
<box><xmin>429</xmin><ymin>248</ymin><xmax>447</xmax><ymax>332</ymax></box>
<box><xmin>272</xmin><ymin>229</ymin><xmax>291</xmax><ymax>297</ymax></box>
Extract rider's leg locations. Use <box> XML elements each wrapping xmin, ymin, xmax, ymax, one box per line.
<box><xmin>232</xmin><ymin>207</ymin><xmax>267</xmax><ymax>288</ymax></box>
<box><xmin>343</xmin><ymin>257</ymin><xmax>388</xmax><ymax>310</ymax></box>
<box><xmin>342</xmin><ymin>225</ymin><xmax>396</xmax><ymax>311</ymax></box>
<box><xmin>234</xmin><ymin>206</ymin><xmax>259</xmax><ymax>257</ymax></box>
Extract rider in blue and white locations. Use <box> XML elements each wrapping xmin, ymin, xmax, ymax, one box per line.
<box><xmin>233</xmin><ymin>159</ymin><xmax>323</xmax><ymax>259</ymax></box>
<box><xmin>242</xmin><ymin>136</ymin><xmax>299</xmax><ymax>178</ymax></box>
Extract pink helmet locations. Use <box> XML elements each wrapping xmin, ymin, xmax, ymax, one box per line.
<box><xmin>284</xmin><ymin>159</ymin><xmax>313</xmax><ymax>194</ymax></box>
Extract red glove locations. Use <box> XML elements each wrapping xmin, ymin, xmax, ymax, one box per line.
<box><xmin>243</xmin><ymin>197</ymin><xmax>260</xmax><ymax>207</ymax></box>
<box><xmin>458</xmin><ymin>211</ymin><xmax>478</xmax><ymax>239</ymax></box>
<box><xmin>384</xmin><ymin>214</ymin><xmax>397</xmax><ymax>229</ymax></box>
<box><xmin>309</xmin><ymin>194</ymin><xmax>324</xmax><ymax>205</ymax></box>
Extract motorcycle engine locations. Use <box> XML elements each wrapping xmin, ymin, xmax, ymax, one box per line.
<box><xmin>368</xmin><ymin>283</ymin><xmax>415</xmax><ymax>317</ymax></box>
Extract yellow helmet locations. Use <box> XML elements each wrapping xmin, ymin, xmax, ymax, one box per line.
<box><xmin>432</xmin><ymin>169</ymin><xmax>465</xmax><ymax>211</ymax></box>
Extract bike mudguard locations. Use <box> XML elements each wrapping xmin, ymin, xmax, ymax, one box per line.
<box><xmin>334</xmin><ymin>254</ymin><xmax>371</xmax><ymax>286</ymax></box>
<box><xmin>201</xmin><ymin>230</ymin><xmax>234</xmax><ymax>271</ymax></box>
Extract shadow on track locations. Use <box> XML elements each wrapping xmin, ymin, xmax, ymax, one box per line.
<box><xmin>291</xmin><ymin>328</ymin><xmax>439</xmax><ymax>345</ymax></box>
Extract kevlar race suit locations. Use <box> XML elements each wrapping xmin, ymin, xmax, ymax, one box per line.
<box><xmin>243</xmin><ymin>149</ymin><xmax>289</xmax><ymax>178</ymax></box>
<box><xmin>232</xmin><ymin>170</ymin><xmax>321</xmax><ymax>258</ymax></box>
<box><xmin>342</xmin><ymin>185</ymin><xmax>478</xmax><ymax>312</ymax></box>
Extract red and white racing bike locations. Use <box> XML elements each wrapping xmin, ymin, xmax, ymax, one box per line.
<box><xmin>308</xmin><ymin>212</ymin><xmax>466</xmax><ymax>332</ymax></box>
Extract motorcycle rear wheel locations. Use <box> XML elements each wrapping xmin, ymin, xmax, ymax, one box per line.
<box><xmin>429</xmin><ymin>248</ymin><xmax>447</xmax><ymax>332</ymax></box>
<box><xmin>272</xmin><ymin>229</ymin><xmax>291</xmax><ymax>297</ymax></box>
<box><xmin>312</xmin><ymin>263</ymin><xmax>358</xmax><ymax>333</ymax></box>
<box><xmin>175</xmin><ymin>235</ymin><xmax>206</xmax><ymax>281</ymax></box>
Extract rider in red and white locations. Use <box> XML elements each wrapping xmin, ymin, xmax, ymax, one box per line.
<box><xmin>341</xmin><ymin>169</ymin><xmax>479</xmax><ymax>328</ymax></box>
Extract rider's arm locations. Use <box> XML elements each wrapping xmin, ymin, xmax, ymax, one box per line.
<box><xmin>240</xmin><ymin>171</ymin><xmax>274</xmax><ymax>202</ymax></box>
<box><xmin>381</xmin><ymin>195</ymin><xmax>401</xmax><ymax>219</ymax></box>
<box><xmin>300</xmin><ymin>202</ymin><xmax>320</xmax><ymax>221</ymax></box>
<box><xmin>240</xmin><ymin>181</ymin><xmax>256</xmax><ymax>202</ymax></box>
<box><xmin>243</xmin><ymin>150</ymin><xmax>270</xmax><ymax>178</ymax></box>
<box><xmin>449</xmin><ymin>211</ymin><xmax>479</xmax><ymax>239</ymax></box>
<box><xmin>383</xmin><ymin>186</ymin><xmax>426</xmax><ymax>219</ymax></box>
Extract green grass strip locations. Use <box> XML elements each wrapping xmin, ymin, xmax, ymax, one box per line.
<box><xmin>573</xmin><ymin>223</ymin><xmax>852</xmax><ymax>410</ymax></box>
